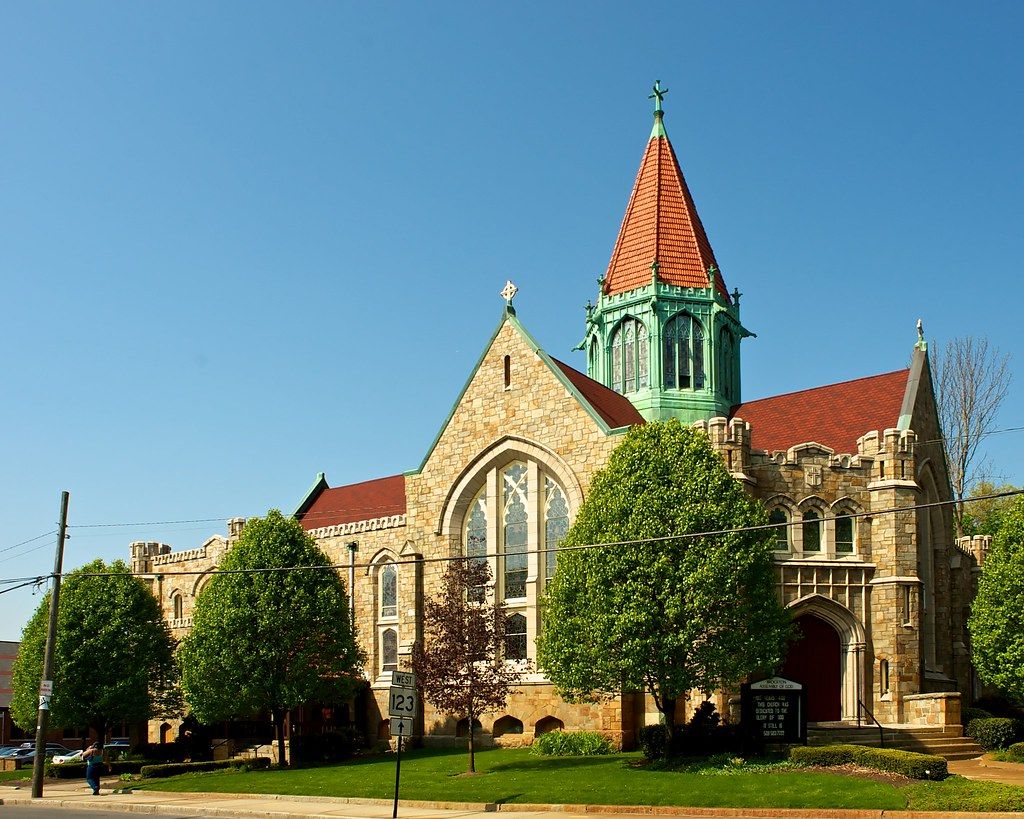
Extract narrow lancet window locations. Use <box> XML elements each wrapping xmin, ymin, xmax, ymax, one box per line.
<box><xmin>544</xmin><ymin>478</ymin><xmax>569</xmax><ymax>583</ymax></box>
<box><xmin>503</xmin><ymin>464</ymin><xmax>528</xmax><ymax>600</ymax></box>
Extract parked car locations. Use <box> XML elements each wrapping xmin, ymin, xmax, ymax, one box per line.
<box><xmin>51</xmin><ymin>749</ymin><xmax>84</xmax><ymax>765</ymax></box>
<box><xmin>0</xmin><ymin>746</ymin><xmax>21</xmax><ymax>758</ymax></box>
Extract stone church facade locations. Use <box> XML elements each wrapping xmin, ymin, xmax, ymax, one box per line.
<box><xmin>132</xmin><ymin>90</ymin><xmax>980</xmax><ymax>748</ymax></box>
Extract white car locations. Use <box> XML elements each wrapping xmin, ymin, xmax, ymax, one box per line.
<box><xmin>51</xmin><ymin>750</ymin><xmax>84</xmax><ymax>765</ymax></box>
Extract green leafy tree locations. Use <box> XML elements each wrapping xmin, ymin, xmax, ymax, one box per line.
<box><xmin>537</xmin><ymin>420</ymin><xmax>790</xmax><ymax>740</ymax></box>
<box><xmin>11</xmin><ymin>559</ymin><xmax>177</xmax><ymax>740</ymax></box>
<box><xmin>970</xmin><ymin>495</ymin><xmax>1024</xmax><ymax>698</ymax></box>
<box><xmin>177</xmin><ymin>510</ymin><xmax>364</xmax><ymax>765</ymax></box>
<box><xmin>962</xmin><ymin>481</ymin><xmax>1021</xmax><ymax>537</ymax></box>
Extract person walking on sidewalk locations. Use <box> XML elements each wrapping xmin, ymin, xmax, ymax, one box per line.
<box><xmin>82</xmin><ymin>742</ymin><xmax>104</xmax><ymax>795</ymax></box>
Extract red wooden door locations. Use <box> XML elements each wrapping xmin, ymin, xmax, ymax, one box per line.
<box><xmin>781</xmin><ymin>614</ymin><xmax>841</xmax><ymax>722</ymax></box>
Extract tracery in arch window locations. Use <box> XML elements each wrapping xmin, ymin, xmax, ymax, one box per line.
<box><xmin>663</xmin><ymin>313</ymin><xmax>705</xmax><ymax>390</ymax></box>
<box><xmin>466</xmin><ymin>493</ymin><xmax>488</xmax><ymax>603</ymax></box>
<box><xmin>610</xmin><ymin>317</ymin><xmax>648</xmax><ymax>395</ymax></box>
<box><xmin>381</xmin><ymin>628</ymin><xmax>398</xmax><ymax>673</ymax></box>
<box><xmin>502</xmin><ymin>463</ymin><xmax>528</xmax><ymax>601</ymax></box>
<box><xmin>380</xmin><ymin>563</ymin><xmax>398</xmax><ymax>619</ymax></box>
<box><xmin>544</xmin><ymin>477</ymin><xmax>569</xmax><ymax>585</ymax></box>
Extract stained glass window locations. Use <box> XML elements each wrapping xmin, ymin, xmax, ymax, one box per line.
<box><xmin>544</xmin><ymin>478</ymin><xmax>569</xmax><ymax>584</ymax></box>
<box><xmin>381</xmin><ymin>564</ymin><xmax>397</xmax><ymax>618</ymax></box>
<box><xmin>505</xmin><ymin>613</ymin><xmax>527</xmax><ymax>660</ymax></box>
<box><xmin>382</xmin><ymin>628</ymin><xmax>398</xmax><ymax>672</ymax></box>
<box><xmin>503</xmin><ymin>464</ymin><xmax>528</xmax><ymax>600</ymax></box>
<box><xmin>802</xmin><ymin>510</ymin><xmax>822</xmax><ymax>552</ymax></box>
<box><xmin>610</xmin><ymin>318</ymin><xmax>647</xmax><ymax>394</ymax></box>
<box><xmin>769</xmin><ymin>508</ymin><xmax>789</xmax><ymax>551</ymax></box>
<box><xmin>663</xmin><ymin>314</ymin><xmax>704</xmax><ymax>390</ymax></box>
<box><xmin>836</xmin><ymin>513</ymin><xmax>855</xmax><ymax>554</ymax></box>
<box><xmin>466</xmin><ymin>494</ymin><xmax>487</xmax><ymax>602</ymax></box>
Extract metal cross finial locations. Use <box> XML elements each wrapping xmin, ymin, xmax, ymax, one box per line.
<box><xmin>501</xmin><ymin>280</ymin><xmax>518</xmax><ymax>305</ymax></box>
<box><xmin>649</xmin><ymin>80</ymin><xmax>668</xmax><ymax>114</ymax></box>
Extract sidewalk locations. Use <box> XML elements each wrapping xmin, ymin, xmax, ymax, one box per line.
<box><xmin>2</xmin><ymin>772</ymin><xmax>1024</xmax><ymax>819</ymax></box>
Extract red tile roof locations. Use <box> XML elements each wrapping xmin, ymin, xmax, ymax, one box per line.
<box><xmin>298</xmin><ymin>474</ymin><xmax>406</xmax><ymax>530</ymax></box>
<box><xmin>730</xmin><ymin>369</ymin><xmax>910</xmax><ymax>454</ymax></box>
<box><xmin>604</xmin><ymin>131</ymin><xmax>729</xmax><ymax>301</ymax></box>
<box><xmin>551</xmin><ymin>358</ymin><xmax>645</xmax><ymax>429</ymax></box>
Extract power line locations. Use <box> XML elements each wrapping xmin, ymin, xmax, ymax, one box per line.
<box><xmin>44</xmin><ymin>488</ymin><xmax>1021</xmax><ymax>583</ymax></box>
<box><xmin>0</xmin><ymin>530</ymin><xmax>56</xmax><ymax>555</ymax></box>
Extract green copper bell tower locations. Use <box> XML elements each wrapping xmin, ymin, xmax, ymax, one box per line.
<box><xmin>580</xmin><ymin>82</ymin><xmax>751</xmax><ymax>423</ymax></box>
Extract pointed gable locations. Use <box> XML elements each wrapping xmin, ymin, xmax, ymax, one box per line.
<box><xmin>730</xmin><ymin>369</ymin><xmax>910</xmax><ymax>454</ymax></box>
<box><xmin>604</xmin><ymin>109</ymin><xmax>729</xmax><ymax>301</ymax></box>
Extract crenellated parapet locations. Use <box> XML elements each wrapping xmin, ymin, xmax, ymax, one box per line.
<box><xmin>693</xmin><ymin>416</ymin><xmax>753</xmax><ymax>481</ymax></box>
<box><xmin>956</xmin><ymin>534</ymin><xmax>991</xmax><ymax>567</ymax></box>
<box><xmin>130</xmin><ymin>541</ymin><xmax>172</xmax><ymax>574</ymax></box>
<box><xmin>857</xmin><ymin>428</ymin><xmax>917</xmax><ymax>483</ymax></box>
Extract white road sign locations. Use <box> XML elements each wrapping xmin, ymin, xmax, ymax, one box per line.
<box><xmin>388</xmin><ymin>671</ymin><xmax>418</xmax><ymax>722</ymax></box>
<box><xmin>39</xmin><ymin>680</ymin><xmax>53</xmax><ymax>696</ymax></box>
<box><xmin>391</xmin><ymin>716</ymin><xmax>414</xmax><ymax>736</ymax></box>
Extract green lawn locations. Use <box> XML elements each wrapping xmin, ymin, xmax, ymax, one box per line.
<box><xmin>135</xmin><ymin>747</ymin><xmax>906</xmax><ymax>810</ymax></box>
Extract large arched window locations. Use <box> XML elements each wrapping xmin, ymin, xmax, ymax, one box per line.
<box><xmin>663</xmin><ymin>313</ymin><xmax>704</xmax><ymax>390</ymax></box>
<box><xmin>610</xmin><ymin>317</ymin><xmax>648</xmax><ymax>395</ymax></box>
<box><xmin>544</xmin><ymin>478</ymin><xmax>569</xmax><ymax>585</ymax></box>
<box><xmin>458</xmin><ymin>455</ymin><xmax>574</xmax><ymax>663</ymax></box>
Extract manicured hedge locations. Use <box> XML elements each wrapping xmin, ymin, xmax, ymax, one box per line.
<box><xmin>966</xmin><ymin>717</ymin><xmax>1021</xmax><ymax>750</ymax></box>
<box><xmin>789</xmin><ymin>744</ymin><xmax>947</xmax><ymax>780</ymax></box>
<box><xmin>140</xmin><ymin>757</ymin><xmax>271</xmax><ymax>779</ymax></box>
<box><xmin>962</xmin><ymin>706</ymin><xmax>995</xmax><ymax>726</ymax></box>
<box><xmin>531</xmin><ymin>730</ymin><xmax>614</xmax><ymax>756</ymax></box>
<box><xmin>46</xmin><ymin>760</ymin><xmax>144</xmax><ymax>779</ymax></box>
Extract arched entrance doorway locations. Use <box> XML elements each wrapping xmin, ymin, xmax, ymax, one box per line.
<box><xmin>782</xmin><ymin>613</ymin><xmax>842</xmax><ymax>722</ymax></box>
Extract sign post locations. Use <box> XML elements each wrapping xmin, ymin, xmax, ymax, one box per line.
<box><xmin>389</xmin><ymin>672</ymin><xmax>417</xmax><ymax>819</ymax></box>
<box><xmin>741</xmin><ymin>676</ymin><xmax>807</xmax><ymax>752</ymax></box>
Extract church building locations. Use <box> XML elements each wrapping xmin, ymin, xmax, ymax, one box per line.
<box><xmin>132</xmin><ymin>87</ymin><xmax>982</xmax><ymax>748</ymax></box>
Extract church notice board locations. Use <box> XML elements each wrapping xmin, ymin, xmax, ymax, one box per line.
<box><xmin>740</xmin><ymin>676</ymin><xmax>807</xmax><ymax>744</ymax></box>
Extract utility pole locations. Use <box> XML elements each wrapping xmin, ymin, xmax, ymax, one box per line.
<box><xmin>31</xmin><ymin>491</ymin><xmax>69</xmax><ymax>799</ymax></box>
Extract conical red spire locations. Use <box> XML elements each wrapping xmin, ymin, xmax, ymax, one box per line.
<box><xmin>603</xmin><ymin>94</ymin><xmax>729</xmax><ymax>301</ymax></box>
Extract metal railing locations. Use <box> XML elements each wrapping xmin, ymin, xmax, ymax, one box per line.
<box><xmin>857</xmin><ymin>699</ymin><xmax>885</xmax><ymax>747</ymax></box>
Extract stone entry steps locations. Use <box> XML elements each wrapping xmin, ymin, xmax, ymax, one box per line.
<box><xmin>807</xmin><ymin>724</ymin><xmax>983</xmax><ymax>760</ymax></box>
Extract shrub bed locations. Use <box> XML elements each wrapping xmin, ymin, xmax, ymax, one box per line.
<box><xmin>531</xmin><ymin>730</ymin><xmax>613</xmax><ymax>756</ymax></box>
<box><xmin>789</xmin><ymin>744</ymin><xmax>947</xmax><ymax>780</ymax></box>
<box><xmin>46</xmin><ymin>760</ymin><xmax>144</xmax><ymax>779</ymax></box>
<box><xmin>639</xmin><ymin>724</ymin><xmax>671</xmax><ymax>760</ymax></box>
<box><xmin>140</xmin><ymin>757</ymin><xmax>271</xmax><ymax>779</ymax></box>
<box><xmin>290</xmin><ymin>729</ymin><xmax>363</xmax><ymax>764</ymax></box>
<box><xmin>965</xmin><ymin>717</ymin><xmax>1021</xmax><ymax>750</ymax></box>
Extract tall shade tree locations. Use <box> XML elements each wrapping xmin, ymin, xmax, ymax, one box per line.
<box><xmin>969</xmin><ymin>496</ymin><xmax>1024</xmax><ymax>698</ymax></box>
<box><xmin>10</xmin><ymin>559</ymin><xmax>177</xmax><ymax>741</ymax></box>
<box><xmin>935</xmin><ymin>336</ymin><xmax>1011</xmax><ymax>537</ymax></box>
<box><xmin>412</xmin><ymin>560</ymin><xmax>522</xmax><ymax>773</ymax></box>
<box><xmin>963</xmin><ymin>481</ymin><xmax>1022</xmax><ymax>537</ymax></box>
<box><xmin>537</xmin><ymin>420</ymin><xmax>790</xmax><ymax>741</ymax></box>
<box><xmin>177</xmin><ymin>510</ymin><xmax>364</xmax><ymax>765</ymax></box>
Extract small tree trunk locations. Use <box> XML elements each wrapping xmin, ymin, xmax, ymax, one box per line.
<box><xmin>467</xmin><ymin>702</ymin><xmax>476</xmax><ymax>774</ymax></box>
<box><xmin>92</xmin><ymin>718</ymin><xmax>108</xmax><ymax>747</ymax></box>
<box><xmin>661</xmin><ymin>698</ymin><xmax>678</xmax><ymax>751</ymax></box>
<box><xmin>272</xmin><ymin>707</ymin><xmax>287</xmax><ymax>767</ymax></box>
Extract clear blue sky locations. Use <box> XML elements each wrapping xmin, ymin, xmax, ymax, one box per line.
<box><xmin>2</xmin><ymin>1</ymin><xmax>1022</xmax><ymax>640</ymax></box>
